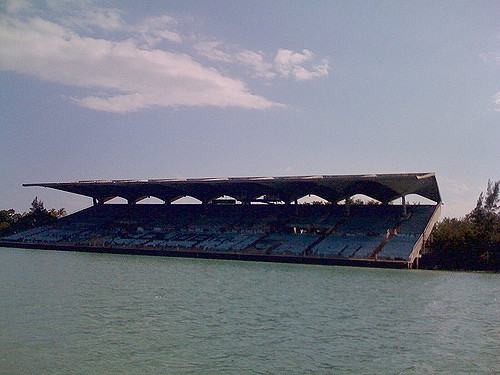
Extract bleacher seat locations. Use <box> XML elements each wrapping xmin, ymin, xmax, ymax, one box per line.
<box><xmin>1</xmin><ymin>204</ymin><xmax>436</xmax><ymax>261</ymax></box>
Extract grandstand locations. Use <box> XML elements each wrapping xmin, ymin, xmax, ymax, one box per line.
<box><xmin>0</xmin><ymin>173</ymin><xmax>442</xmax><ymax>268</ymax></box>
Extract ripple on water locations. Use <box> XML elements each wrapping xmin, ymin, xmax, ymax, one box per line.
<box><xmin>1</xmin><ymin>248</ymin><xmax>499</xmax><ymax>374</ymax></box>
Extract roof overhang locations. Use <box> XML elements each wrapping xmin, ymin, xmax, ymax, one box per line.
<box><xmin>23</xmin><ymin>173</ymin><xmax>441</xmax><ymax>204</ymax></box>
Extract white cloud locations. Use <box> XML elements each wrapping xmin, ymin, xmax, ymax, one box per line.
<box><xmin>137</xmin><ymin>15</ymin><xmax>182</xmax><ymax>44</ymax></box>
<box><xmin>65</xmin><ymin>8</ymin><xmax>126</xmax><ymax>31</ymax></box>
<box><xmin>275</xmin><ymin>48</ymin><xmax>313</xmax><ymax>67</ymax></box>
<box><xmin>153</xmin><ymin>29</ymin><xmax>182</xmax><ymax>43</ymax></box>
<box><xmin>236</xmin><ymin>50</ymin><xmax>275</xmax><ymax>78</ymax></box>
<box><xmin>479</xmin><ymin>52</ymin><xmax>500</xmax><ymax>63</ymax></box>
<box><xmin>291</xmin><ymin>60</ymin><xmax>329</xmax><ymax>81</ymax></box>
<box><xmin>63</xmin><ymin>9</ymin><xmax>183</xmax><ymax>45</ymax></box>
<box><xmin>194</xmin><ymin>42</ymin><xmax>329</xmax><ymax>81</ymax></box>
<box><xmin>274</xmin><ymin>49</ymin><xmax>329</xmax><ymax>80</ymax></box>
<box><xmin>0</xmin><ymin>4</ymin><xmax>328</xmax><ymax>114</ymax></box>
<box><xmin>193</xmin><ymin>41</ymin><xmax>233</xmax><ymax>62</ymax></box>
<box><xmin>493</xmin><ymin>92</ymin><xmax>500</xmax><ymax>111</ymax></box>
<box><xmin>0</xmin><ymin>14</ymin><xmax>282</xmax><ymax>113</ymax></box>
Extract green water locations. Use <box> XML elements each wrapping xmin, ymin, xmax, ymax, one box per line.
<box><xmin>1</xmin><ymin>248</ymin><xmax>499</xmax><ymax>374</ymax></box>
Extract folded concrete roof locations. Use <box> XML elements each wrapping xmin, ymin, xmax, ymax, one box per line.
<box><xmin>24</xmin><ymin>172</ymin><xmax>441</xmax><ymax>204</ymax></box>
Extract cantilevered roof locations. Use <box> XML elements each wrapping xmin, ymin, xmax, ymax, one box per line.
<box><xmin>23</xmin><ymin>173</ymin><xmax>441</xmax><ymax>204</ymax></box>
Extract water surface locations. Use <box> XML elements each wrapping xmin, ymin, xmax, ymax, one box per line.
<box><xmin>1</xmin><ymin>248</ymin><xmax>499</xmax><ymax>374</ymax></box>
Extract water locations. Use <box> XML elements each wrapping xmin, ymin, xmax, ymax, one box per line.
<box><xmin>1</xmin><ymin>248</ymin><xmax>499</xmax><ymax>374</ymax></box>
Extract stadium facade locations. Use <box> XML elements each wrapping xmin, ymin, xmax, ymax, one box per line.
<box><xmin>1</xmin><ymin>173</ymin><xmax>442</xmax><ymax>269</ymax></box>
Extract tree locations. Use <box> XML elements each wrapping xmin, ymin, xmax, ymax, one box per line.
<box><xmin>49</xmin><ymin>208</ymin><xmax>67</xmax><ymax>218</ymax></box>
<box><xmin>0</xmin><ymin>199</ymin><xmax>67</xmax><ymax>236</ymax></box>
<box><xmin>30</xmin><ymin>197</ymin><xmax>45</xmax><ymax>213</ymax></box>
<box><xmin>425</xmin><ymin>180</ymin><xmax>500</xmax><ymax>271</ymax></box>
<box><xmin>0</xmin><ymin>209</ymin><xmax>20</xmax><ymax>233</ymax></box>
<box><xmin>476</xmin><ymin>180</ymin><xmax>499</xmax><ymax>214</ymax></box>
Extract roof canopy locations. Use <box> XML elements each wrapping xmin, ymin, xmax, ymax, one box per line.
<box><xmin>24</xmin><ymin>173</ymin><xmax>441</xmax><ymax>204</ymax></box>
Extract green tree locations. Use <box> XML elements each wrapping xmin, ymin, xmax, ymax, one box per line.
<box><xmin>49</xmin><ymin>208</ymin><xmax>67</xmax><ymax>218</ymax></box>
<box><xmin>0</xmin><ymin>209</ymin><xmax>20</xmax><ymax>233</ymax></box>
<box><xmin>426</xmin><ymin>180</ymin><xmax>500</xmax><ymax>270</ymax></box>
<box><xmin>0</xmin><ymin>199</ymin><xmax>67</xmax><ymax>236</ymax></box>
<box><xmin>29</xmin><ymin>197</ymin><xmax>46</xmax><ymax>213</ymax></box>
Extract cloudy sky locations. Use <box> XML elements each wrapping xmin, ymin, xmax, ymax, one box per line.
<box><xmin>0</xmin><ymin>0</ymin><xmax>498</xmax><ymax>217</ymax></box>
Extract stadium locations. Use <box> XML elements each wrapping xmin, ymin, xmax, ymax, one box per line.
<box><xmin>1</xmin><ymin>173</ymin><xmax>441</xmax><ymax>269</ymax></box>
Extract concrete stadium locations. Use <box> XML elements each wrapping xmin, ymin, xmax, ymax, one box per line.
<box><xmin>1</xmin><ymin>173</ymin><xmax>442</xmax><ymax>269</ymax></box>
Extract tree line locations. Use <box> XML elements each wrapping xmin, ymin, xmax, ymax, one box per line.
<box><xmin>422</xmin><ymin>180</ymin><xmax>499</xmax><ymax>271</ymax></box>
<box><xmin>0</xmin><ymin>197</ymin><xmax>66</xmax><ymax>236</ymax></box>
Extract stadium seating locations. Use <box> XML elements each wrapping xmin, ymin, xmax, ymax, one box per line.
<box><xmin>312</xmin><ymin>235</ymin><xmax>382</xmax><ymax>258</ymax></box>
<box><xmin>267</xmin><ymin>233</ymin><xmax>319</xmax><ymax>255</ymax></box>
<box><xmin>377</xmin><ymin>235</ymin><xmax>418</xmax><ymax>260</ymax></box>
<box><xmin>2</xmin><ymin>204</ymin><xmax>436</xmax><ymax>261</ymax></box>
<box><xmin>397</xmin><ymin>205</ymin><xmax>435</xmax><ymax>235</ymax></box>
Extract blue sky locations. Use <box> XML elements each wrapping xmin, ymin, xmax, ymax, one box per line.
<box><xmin>0</xmin><ymin>0</ymin><xmax>498</xmax><ymax>217</ymax></box>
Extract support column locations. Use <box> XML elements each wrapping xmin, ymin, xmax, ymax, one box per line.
<box><xmin>402</xmin><ymin>196</ymin><xmax>407</xmax><ymax>216</ymax></box>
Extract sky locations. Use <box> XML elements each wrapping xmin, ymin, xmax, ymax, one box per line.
<box><xmin>0</xmin><ymin>0</ymin><xmax>498</xmax><ymax>218</ymax></box>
